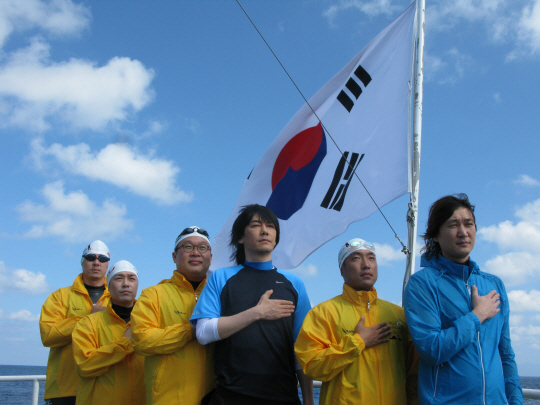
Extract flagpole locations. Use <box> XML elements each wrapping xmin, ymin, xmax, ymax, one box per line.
<box><xmin>403</xmin><ymin>0</ymin><xmax>425</xmax><ymax>292</ymax></box>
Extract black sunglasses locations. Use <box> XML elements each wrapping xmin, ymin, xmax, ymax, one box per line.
<box><xmin>83</xmin><ymin>254</ymin><xmax>110</xmax><ymax>263</ymax></box>
<box><xmin>179</xmin><ymin>226</ymin><xmax>210</xmax><ymax>239</ymax></box>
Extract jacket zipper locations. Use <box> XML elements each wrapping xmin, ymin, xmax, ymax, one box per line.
<box><xmin>465</xmin><ymin>267</ymin><xmax>486</xmax><ymax>404</ymax></box>
<box><xmin>433</xmin><ymin>364</ymin><xmax>441</xmax><ymax>398</ymax></box>
<box><xmin>478</xmin><ymin>332</ymin><xmax>486</xmax><ymax>404</ymax></box>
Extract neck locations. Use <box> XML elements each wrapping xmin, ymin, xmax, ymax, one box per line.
<box><xmin>111</xmin><ymin>298</ymin><xmax>134</xmax><ymax>308</ymax></box>
<box><xmin>82</xmin><ymin>275</ymin><xmax>105</xmax><ymax>287</ymax></box>
<box><xmin>244</xmin><ymin>251</ymin><xmax>273</xmax><ymax>263</ymax></box>
<box><xmin>441</xmin><ymin>253</ymin><xmax>470</xmax><ymax>265</ymax></box>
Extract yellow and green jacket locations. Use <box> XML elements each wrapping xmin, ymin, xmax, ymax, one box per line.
<box><xmin>72</xmin><ymin>301</ymin><xmax>145</xmax><ymax>405</ymax></box>
<box><xmin>295</xmin><ymin>284</ymin><xmax>418</xmax><ymax>405</ymax></box>
<box><xmin>131</xmin><ymin>271</ymin><xmax>214</xmax><ymax>405</ymax></box>
<box><xmin>40</xmin><ymin>274</ymin><xmax>110</xmax><ymax>399</ymax></box>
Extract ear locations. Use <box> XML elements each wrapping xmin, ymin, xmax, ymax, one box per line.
<box><xmin>433</xmin><ymin>236</ymin><xmax>439</xmax><ymax>243</ymax></box>
<box><xmin>172</xmin><ymin>251</ymin><xmax>177</xmax><ymax>263</ymax></box>
<box><xmin>238</xmin><ymin>237</ymin><xmax>244</xmax><ymax>245</ymax></box>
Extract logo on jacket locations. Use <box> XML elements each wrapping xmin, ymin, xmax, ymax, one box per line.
<box><xmin>266</xmin><ymin>123</ymin><xmax>327</xmax><ymax>220</ymax></box>
<box><xmin>72</xmin><ymin>307</ymin><xmax>82</xmax><ymax>311</ymax></box>
<box><xmin>174</xmin><ymin>310</ymin><xmax>186</xmax><ymax>315</ymax></box>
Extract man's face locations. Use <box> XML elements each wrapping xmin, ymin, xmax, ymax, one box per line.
<box><xmin>341</xmin><ymin>250</ymin><xmax>378</xmax><ymax>291</ymax></box>
<box><xmin>434</xmin><ymin>207</ymin><xmax>476</xmax><ymax>264</ymax></box>
<box><xmin>81</xmin><ymin>255</ymin><xmax>109</xmax><ymax>284</ymax></box>
<box><xmin>239</xmin><ymin>214</ymin><xmax>277</xmax><ymax>260</ymax></box>
<box><xmin>172</xmin><ymin>235</ymin><xmax>212</xmax><ymax>282</ymax></box>
<box><xmin>109</xmin><ymin>271</ymin><xmax>138</xmax><ymax>307</ymax></box>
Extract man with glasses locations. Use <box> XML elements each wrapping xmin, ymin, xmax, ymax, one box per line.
<box><xmin>295</xmin><ymin>238</ymin><xmax>418</xmax><ymax>405</ymax></box>
<box><xmin>40</xmin><ymin>240</ymin><xmax>112</xmax><ymax>405</ymax></box>
<box><xmin>191</xmin><ymin>205</ymin><xmax>313</xmax><ymax>405</ymax></box>
<box><xmin>131</xmin><ymin>226</ymin><xmax>215</xmax><ymax>405</ymax></box>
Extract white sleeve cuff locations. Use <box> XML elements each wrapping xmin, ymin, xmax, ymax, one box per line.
<box><xmin>196</xmin><ymin>317</ymin><xmax>221</xmax><ymax>345</ymax></box>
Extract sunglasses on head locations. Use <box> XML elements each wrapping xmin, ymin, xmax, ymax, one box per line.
<box><xmin>179</xmin><ymin>226</ymin><xmax>210</xmax><ymax>239</ymax></box>
<box><xmin>83</xmin><ymin>254</ymin><xmax>110</xmax><ymax>263</ymax></box>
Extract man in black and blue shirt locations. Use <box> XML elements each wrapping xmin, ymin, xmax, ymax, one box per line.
<box><xmin>191</xmin><ymin>204</ymin><xmax>313</xmax><ymax>405</ymax></box>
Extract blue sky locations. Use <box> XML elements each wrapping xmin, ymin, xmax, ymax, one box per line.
<box><xmin>0</xmin><ymin>0</ymin><xmax>539</xmax><ymax>377</ymax></box>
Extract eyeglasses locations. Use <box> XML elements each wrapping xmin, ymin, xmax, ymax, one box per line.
<box><xmin>178</xmin><ymin>226</ymin><xmax>210</xmax><ymax>239</ymax></box>
<box><xmin>176</xmin><ymin>244</ymin><xmax>210</xmax><ymax>253</ymax></box>
<box><xmin>83</xmin><ymin>254</ymin><xmax>110</xmax><ymax>263</ymax></box>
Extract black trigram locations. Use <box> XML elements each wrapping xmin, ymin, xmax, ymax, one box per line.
<box><xmin>337</xmin><ymin>65</ymin><xmax>372</xmax><ymax>113</ymax></box>
<box><xmin>321</xmin><ymin>152</ymin><xmax>364</xmax><ymax>211</ymax></box>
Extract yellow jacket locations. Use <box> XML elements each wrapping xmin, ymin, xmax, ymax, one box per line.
<box><xmin>40</xmin><ymin>274</ymin><xmax>110</xmax><ymax>399</ymax></box>
<box><xmin>72</xmin><ymin>302</ymin><xmax>145</xmax><ymax>405</ymax></box>
<box><xmin>131</xmin><ymin>271</ymin><xmax>214</xmax><ymax>405</ymax></box>
<box><xmin>295</xmin><ymin>284</ymin><xmax>418</xmax><ymax>405</ymax></box>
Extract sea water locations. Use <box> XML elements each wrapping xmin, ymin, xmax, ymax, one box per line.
<box><xmin>1</xmin><ymin>365</ymin><xmax>539</xmax><ymax>404</ymax></box>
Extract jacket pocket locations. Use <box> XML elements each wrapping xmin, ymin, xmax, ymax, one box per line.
<box><xmin>152</xmin><ymin>355</ymin><xmax>167</xmax><ymax>393</ymax></box>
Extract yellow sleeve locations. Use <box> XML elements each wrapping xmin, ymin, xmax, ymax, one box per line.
<box><xmin>406</xmin><ymin>326</ymin><xmax>420</xmax><ymax>405</ymax></box>
<box><xmin>40</xmin><ymin>289</ymin><xmax>83</xmax><ymax>348</ymax></box>
<box><xmin>295</xmin><ymin>308</ymin><xmax>364</xmax><ymax>382</ymax></box>
<box><xmin>131</xmin><ymin>287</ymin><xmax>193</xmax><ymax>356</ymax></box>
<box><xmin>72</xmin><ymin>315</ymin><xmax>133</xmax><ymax>378</ymax></box>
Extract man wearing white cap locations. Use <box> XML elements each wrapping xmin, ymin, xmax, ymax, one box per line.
<box><xmin>40</xmin><ymin>240</ymin><xmax>112</xmax><ymax>405</ymax></box>
<box><xmin>131</xmin><ymin>226</ymin><xmax>215</xmax><ymax>405</ymax></box>
<box><xmin>295</xmin><ymin>238</ymin><xmax>419</xmax><ymax>405</ymax></box>
<box><xmin>73</xmin><ymin>260</ymin><xmax>145</xmax><ymax>405</ymax></box>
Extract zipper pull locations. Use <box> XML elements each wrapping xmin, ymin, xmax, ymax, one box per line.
<box><xmin>368</xmin><ymin>299</ymin><xmax>370</xmax><ymax>311</ymax></box>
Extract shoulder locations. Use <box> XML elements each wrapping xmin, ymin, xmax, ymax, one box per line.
<box><xmin>208</xmin><ymin>264</ymin><xmax>244</xmax><ymax>287</ymax></box>
<box><xmin>276</xmin><ymin>269</ymin><xmax>307</xmax><ymax>290</ymax></box>
<box><xmin>45</xmin><ymin>285</ymin><xmax>77</xmax><ymax>302</ymax></box>
<box><xmin>310</xmin><ymin>295</ymin><xmax>343</xmax><ymax>315</ymax></box>
<box><xmin>377</xmin><ymin>298</ymin><xmax>405</xmax><ymax>317</ymax></box>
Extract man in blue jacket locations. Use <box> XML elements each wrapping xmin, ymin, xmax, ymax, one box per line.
<box><xmin>404</xmin><ymin>194</ymin><xmax>522</xmax><ymax>404</ymax></box>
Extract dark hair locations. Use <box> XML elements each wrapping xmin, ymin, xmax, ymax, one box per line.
<box><xmin>229</xmin><ymin>204</ymin><xmax>280</xmax><ymax>265</ymax></box>
<box><xmin>422</xmin><ymin>193</ymin><xmax>476</xmax><ymax>259</ymax></box>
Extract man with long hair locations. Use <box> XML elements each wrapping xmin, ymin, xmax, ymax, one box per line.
<box><xmin>191</xmin><ymin>204</ymin><xmax>313</xmax><ymax>405</ymax></box>
<box><xmin>404</xmin><ymin>194</ymin><xmax>522</xmax><ymax>404</ymax></box>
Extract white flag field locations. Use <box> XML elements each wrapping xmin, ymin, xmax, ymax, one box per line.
<box><xmin>211</xmin><ymin>1</ymin><xmax>417</xmax><ymax>270</ymax></box>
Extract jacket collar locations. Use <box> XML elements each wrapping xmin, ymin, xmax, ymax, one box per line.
<box><xmin>72</xmin><ymin>273</ymin><xmax>109</xmax><ymax>295</ymax></box>
<box><xmin>107</xmin><ymin>299</ymin><xmax>137</xmax><ymax>324</ymax></box>
<box><xmin>420</xmin><ymin>253</ymin><xmax>479</xmax><ymax>282</ymax></box>
<box><xmin>342</xmin><ymin>283</ymin><xmax>377</xmax><ymax>306</ymax></box>
<box><xmin>162</xmin><ymin>270</ymin><xmax>207</xmax><ymax>293</ymax></box>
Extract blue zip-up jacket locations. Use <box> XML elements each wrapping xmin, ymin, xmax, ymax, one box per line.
<box><xmin>403</xmin><ymin>254</ymin><xmax>522</xmax><ymax>405</ymax></box>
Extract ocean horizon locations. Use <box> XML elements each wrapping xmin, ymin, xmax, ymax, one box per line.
<box><xmin>1</xmin><ymin>364</ymin><xmax>539</xmax><ymax>405</ymax></box>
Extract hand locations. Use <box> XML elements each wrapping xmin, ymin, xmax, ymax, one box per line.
<box><xmin>90</xmin><ymin>301</ymin><xmax>107</xmax><ymax>314</ymax></box>
<box><xmin>355</xmin><ymin>316</ymin><xmax>392</xmax><ymax>348</ymax></box>
<box><xmin>254</xmin><ymin>290</ymin><xmax>295</xmax><ymax>321</ymax></box>
<box><xmin>472</xmin><ymin>285</ymin><xmax>500</xmax><ymax>323</ymax></box>
<box><xmin>123</xmin><ymin>327</ymin><xmax>131</xmax><ymax>339</ymax></box>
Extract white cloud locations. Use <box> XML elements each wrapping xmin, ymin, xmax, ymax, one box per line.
<box><xmin>508</xmin><ymin>289</ymin><xmax>540</xmax><ymax>312</ymax></box>
<box><xmin>323</xmin><ymin>0</ymin><xmax>399</xmax><ymax>26</ymax></box>
<box><xmin>483</xmin><ymin>252</ymin><xmax>540</xmax><ymax>286</ymax></box>
<box><xmin>479</xmin><ymin>198</ymin><xmax>540</xmax><ymax>253</ymax></box>
<box><xmin>480</xmin><ymin>198</ymin><xmax>540</xmax><ymax>286</ymax></box>
<box><xmin>514</xmin><ymin>174</ymin><xmax>540</xmax><ymax>187</ymax></box>
<box><xmin>0</xmin><ymin>37</ymin><xmax>155</xmax><ymax>131</ymax></box>
<box><xmin>16</xmin><ymin>181</ymin><xmax>134</xmax><ymax>242</ymax></box>
<box><xmin>0</xmin><ymin>309</ymin><xmax>40</xmax><ymax>322</ymax></box>
<box><xmin>509</xmin><ymin>0</ymin><xmax>540</xmax><ymax>59</ymax></box>
<box><xmin>322</xmin><ymin>0</ymin><xmax>540</xmax><ymax>62</ymax></box>
<box><xmin>31</xmin><ymin>139</ymin><xmax>192</xmax><ymax>205</ymax></box>
<box><xmin>373</xmin><ymin>243</ymin><xmax>406</xmax><ymax>265</ymax></box>
<box><xmin>0</xmin><ymin>0</ymin><xmax>90</xmax><ymax>48</ymax></box>
<box><xmin>0</xmin><ymin>261</ymin><xmax>49</xmax><ymax>295</ymax></box>
<box><xmin>291</xmin><ymin>263</ymin><xmax>318</xmax><ymax>278</ymax></box>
